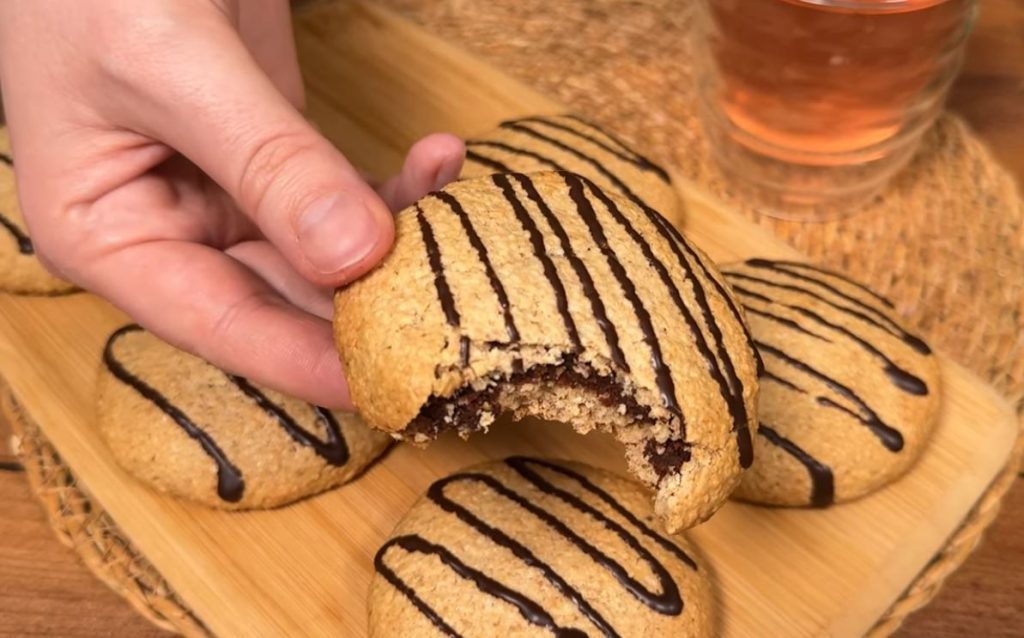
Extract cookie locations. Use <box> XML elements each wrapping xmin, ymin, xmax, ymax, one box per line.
<box><xmin>97</xmin><ymin>325</ymin><xmax>392</xmax><ymax>509</ymax></box>
<box><xmin>721</xmin><ymin>259</ymin><xmax>941</xmax><ymax>507</ymax></box>
<box><xmin>334</xmin><ymin>171</ymin><xmax>760</xmax><ymax>532</ymax></box>
<box><xmin>370</xmin><ymin>457</ymin><xmax>715</xmax><ymax>637</ymax></box>
<box><xmin>0</xmin><ymin>126</ymin><xmax>76</xmax><ymax>295</ymax></box>
<box><xmin>461</xmin><ymin>114</ymin><xmax>680</xmax><ymax>218</ymax></box>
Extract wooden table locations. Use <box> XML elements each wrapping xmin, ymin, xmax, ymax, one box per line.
<box><xmin>1</xmin><ymin>2</ymin><xmax>1021</xmax><ymax>636</ymax></box>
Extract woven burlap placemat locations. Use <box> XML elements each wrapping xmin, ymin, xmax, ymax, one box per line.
<box><xmin>6</xmin><ymin>1</ymin><xmax>1024</xmax><ymax>636</ymax></box>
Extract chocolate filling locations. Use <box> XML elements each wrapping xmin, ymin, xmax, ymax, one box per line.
<box><xmin>406</xmin><ymin>362</ymin><xmax>650</xmax><ymax>439</ymax></box>
<box><xmin>644</xmin><ymin>439</ymin><xmax>693</xmax><ymax>479</ymax></box>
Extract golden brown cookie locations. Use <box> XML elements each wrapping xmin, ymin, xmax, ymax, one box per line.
<box><xmin>97</xmin><ymin>325</ymin><xmax>392</xmax><ymax>509</ymax></box>
<box><xmin>369</xmin><ymin>457</ymin><xmax>715</xmax><ymax>637</ymax></box>
<box><xmin>335</xmin><ymin>171</ymin><xmax>759</xmax><ymax>532</ymax></box>
<box><xmin>461</xmin><ymin>114</ymin><xmax>680</xmax><ymax>219</ymax></box>
<box><xmin>722</xmin><ymin>259</ymin><xmax>941</xmax><ymax>507</ymax></box>
<box><xmin>0</xmin><ymin>126</ymin><xmax>76</xmax><ymax>295</ymax></box>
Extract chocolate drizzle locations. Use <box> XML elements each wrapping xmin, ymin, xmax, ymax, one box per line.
<box><xmin>493</xmin><ymin>118</ymin><xmax>756</xmax><ymax>464</ymax></box>
<box><xmin>726</xmin><ymin>269</ymin><xmax>929</xmax><ymax>395</ymax></box>
<box><xmin>756</xmin><ymin>340</ymin><xmax>904</xmax><ymax>451</ymax></box>
<box><xmin>417</xmin><ymin>205</ymin><xmax>461</xmax><ymax>327</ymax></box>
<box><xmin>465</xmin><ymin>148</ymin><xmax>513</xmax><ymax>173</ymax></box>
<box><xmin>103</xmin><ymin>325</ymin><xmax>244</xmax><ymax>502</ymax></box>
<box><xmin>743</xmin><ymin>259</ymin><xmax>931</xmax><ymax>355</ymax></box>
<box><xmin>420</xmin><ymin>125</ymin><xmax>759</xmax><ymax>466</ymax></box>
<box><xmin>563</xmin><ymin>172</ymin><xmax>679</xmax><ymax>416</ymax></box>
<box><xmin>758</xmin><ymin>424</ymin><xmax>835</xmax><ymax>507</ymax></box>
<box><xmin>433</xmin><ymin>191</ymin><xmax>521</xmax><ymax>350</ymax></box>
<box><xmin>508</xmin><ymin>116</ymin><xmax>671</xmax><ymax>183</ymax></box>
<box><xmin>0</xmin><ymin>153</ymin><xmax>34</xmax><ymax>255</ymax></box>
<box><xmin>513</xmin><ymin>172</ymin><xmax>627</xmax><ymax>369</ymax></box>
<box><xmin>375</xmin><ymin>535</ymin><xmax>586</xmax><ymax>638</ymax></box>
<box><xmin>103</xmin><ymin>325</ymin><xmax>354</xmax><ymax>502</ymax></box>
<box><xmin>225</xmin><ymin>375</ymin><xmax>349</xmax><ymax>466</ymax></box>
<box><xmin>493</xmin><ymin>173</ymin><xmax>581</xmax><ymax>351</ymax></box>
<box><xmin>756</xmin><ymin>259</ymin><xmax>896</xmax><ymax>309</ymax></box>
<box><xmin>374</xmin><ymin>457</ymin><xmax>694</xmax><ymax>637</ymax></box>
<box><xmin>466</xmin><ymin>140</ymin><xmax>568</xmax><ymax>172</ymax></box>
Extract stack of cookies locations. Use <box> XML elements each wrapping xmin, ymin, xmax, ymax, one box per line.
<box><xmin>2</xmin><ymin>117</ymin><xmax>940</xmax><ymax>637</ymax></box>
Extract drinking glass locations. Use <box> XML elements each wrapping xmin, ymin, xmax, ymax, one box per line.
<box><xmin>693</xmin><ymin>0</ymin><xmax>977</xmax><ymax>219</ymax></box>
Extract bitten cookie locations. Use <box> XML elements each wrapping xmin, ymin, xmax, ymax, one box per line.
<box><xmin>335</xmin><ymin>171</ymin><xmax>759</xmax><ymax>532</ymax></box>
<box><xmin>461</xmin><ymin>114</ymin><xmax>680</xmax><ymax>219</ymax></box>
<box><xmin>370</xmin><ymin>457</ymin><xmax>715</xmax><ymax>637</ymax></box>
<box><xmin>722</xmin><ymin>259</ymin><xmax>941</xmax><ymax>507</ymax></box>
<box><xmin>0</xmin><ymin>127</ymin><xmax>76</xmax><ymax>295</ymax></box>
<box><xmin>97</xmin><ymin>325</ymin><xmax>392</xmax><ymax>509</ymax></box>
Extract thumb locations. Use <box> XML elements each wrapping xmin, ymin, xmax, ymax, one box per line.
<box><xmin>125</xmin><ymin>8</ymin><xmax>392</xmax><ymax>286</ymax></box>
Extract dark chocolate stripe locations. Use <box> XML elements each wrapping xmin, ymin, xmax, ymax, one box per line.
<box><xmin>744</xmin><ymin>259</ymin><xmax>930</xmax><ymax>354</ymax></box>
<box><xmin>756</xmin><ymin>340</ymin><xmax>904</xmax><ymax>451</ymax></box>
<box><xmin>783</xmin><ymin>303</ymin><xmax>926</xmax><ymax>395</ymax></box>
<box><xmin>756</xmin><ymin>259</ymin><xmax>896</xmax><ymax>309</ymax></box>
<box><xmin>103</xmin><ymin>325</ymin><xmax>244</xmax><ymax>502</ymax></box>
<box><xmin>506</xmin><ymin>457</ymin><xmax>697</xmax><ymax>570</ymax></box>
<box><xmin>740</xmin><ymin>303</ymin><xmax>831</xmax><ymax>342</ymax></box>
<box><xmin>514</xmin><ymin>173</ymin><xmax>627</xmax><ymax>370</ymax></box>
<box><xmin>761</xmin><ymin>370</ymin><xmax>802</xmax><ymax>392</ymax></box>
<box><xmin>493</xmin><ymin>173</ymin><xmax>581</xmax><ymax>351</ymax></box>
<box><xmin>511</xmin><ymin>116</ymin><xmax>671</xmax><ymax>183</ymax></box>
<box><xmin>374</xmin><ymin>539</ymin><xmax>463</xmax><ymax>638</ymax></box>
<box><xmin>728</xmin><ymin>271</ymin><xmax>930</xmax><ymax>394</ymax></box>
<box><xmin>563</xmin><ymin>173</ymin><xmax>678</xmax><ymax>415</ymax></box>
<box><xmin>433</xmin><ymin>191</ymin><xmax>520</xmax><ymax>347</ymax></box>
<box><xmin>377</xmin><ymin>535</ymin><xmax>586</xmax><ymax>638</ymax></box>
<box><xmin>500</xmin><ymin>120</ymin><xmax>758</xmax><ymax>456</ymax></box>
<box><xmin>565</xmin><ymin>115</ymin><xmax>672</xmax><ymax>183</ymax></box>
<box><xmin>465</xmin><ymin>149</ymin><xmax>513</xmax><ymax>173</ymax></box>
<box><xmin>580</xmin><ymin>178</ymin><xmax>710</xmax><ymax>420</ymax></box>
<box><xmin>0</xmin><ymin>213</ymin><xmax>33</xmax><ymax>255</ymax></box>
<box><xmin>225</xmin><ymin>375</ymin><xmax>349</xmax><ymax>466</ymax></box>
<box><xmin>429</xmin><ymin>471</ymin><xmax>618</xmax><ymax>636</ymax></box>
<box><xmin>0</xmin><ymin>152</ymin><xmax>33</xmax><ymax>255</ymax></box>
<box><xmin>376</xmin><ymin>458</ymin><xmax>698</xmax><ymax>636</ymax></box>
<box><xmin>758</xmin><ymin>424</ymin><xmax>835</xmax><ymax>508</ymax></box>
<box><xmin>0</xmin><ymin>460</ymin><xmax>23</xmax><ymax>472</ymax></box>
<box><xmin>466</xmin><ymin>140</ymin><xmax>569</xmax><ymax>172</ymax></box>
<box><xmin>416</xmin><ymin>205</ymin><xmax>461</xmax><ymax>328</ymax></box>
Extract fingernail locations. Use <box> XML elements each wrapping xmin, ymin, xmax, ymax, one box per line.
<box><xmin>296</xmin><ymin>193</ymin><xmax>381</xmax><ymax>275</ymax></box>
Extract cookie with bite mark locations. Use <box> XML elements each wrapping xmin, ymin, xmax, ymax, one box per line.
<box><xmin>369</xmin><ymin>457</ymin><xmax>715</xmax><ymax>638</ymax></box>
<box><xmin>0</xmin><ymin>126</ymin><xmax>76</xmax><ymax>295</ymax></box>
<box><xmin>334</xmin><ymin>171</ymin><xmax>759</xmax><ymax>532</ymax></box>
<box><xmin>461</xmin><ymin>114</ymin><xmax>681</xmax><ymax>220</ymax></box>
<box><xmin>97</xmin><ymin>325</ymin><xmax>392</xmax><ymax>509</ymax></box>
<box><xmin>721</xmin><ymin>259</ymin><xmax>941</xmax><ymax>507</ymax></box>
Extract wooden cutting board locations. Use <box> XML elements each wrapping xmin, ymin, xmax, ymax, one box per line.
<box><xmin>0</xmin><ymin>2</ymin><xmax>1017</xmax><ymax>636</ymax></box>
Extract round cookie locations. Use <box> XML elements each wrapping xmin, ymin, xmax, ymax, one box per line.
<box><xmin>97</xmin><ymin>325</ymin><xmax>392</xmax><ymax>509</ymax></box>
<box><xmin>461</xmin><ymin>114</ymin><xmax>681</xmax><ymax>220</ymax></box>
<box><xmin>370</xmin><ymin>457</ymin><xmax>715</xmax><ymax>638</ymax></box>
<box><xmin>0</xmin><ymin>126</ymin><xmax>76</xmax><ymax>295</ymax></box>
<box><xmin>721</xmin><ymin>259</ymin><xmax>941</xmax><ymax>507</ymax></box>
<box><xmin>335</xmin><ymin>171</ymin><xmax>760</xmax><ymax>532</ymax></box>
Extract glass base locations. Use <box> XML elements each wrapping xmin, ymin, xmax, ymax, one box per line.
<box><xmin>700</xmin><ymin>103</ymin><xmax>920</xmax><ymax>222</ymax></box>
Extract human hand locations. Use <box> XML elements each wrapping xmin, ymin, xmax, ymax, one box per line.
<box><xmin>0</xmin><ymin>0</ymin><xmax>464</xmax><ymax>408</ymax></box>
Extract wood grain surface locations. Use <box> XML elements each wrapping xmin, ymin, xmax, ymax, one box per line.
<box><xmin>0</xmin><ymin>1</ymin><xmax>1021</xmax><ymax>636</ymax></box>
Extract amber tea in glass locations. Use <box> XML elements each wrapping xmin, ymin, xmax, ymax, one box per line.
<box><xmin>693</xmin><ymin>0</ymin><xmax>976</xmax><ymax>218</ymax></box>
